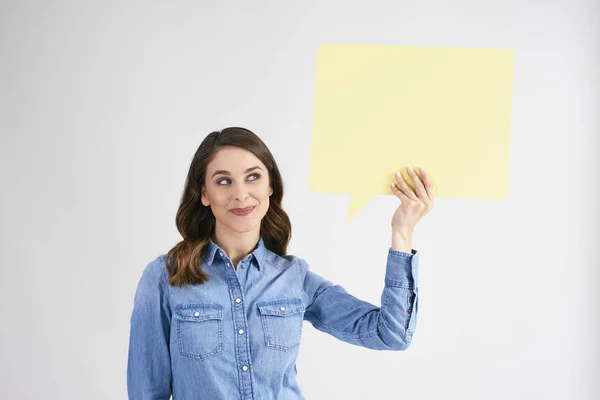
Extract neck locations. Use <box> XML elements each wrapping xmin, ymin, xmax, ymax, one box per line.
<box><xmin>212</xmin><ymin>225</ymin><xmax>260</xmax><ymax>266</ymax></box>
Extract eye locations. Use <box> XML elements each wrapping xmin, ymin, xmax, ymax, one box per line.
<box><xmin>216</xmin><ymin>173</ymin><xmax>261</xmax><ymax>185</ymax></box>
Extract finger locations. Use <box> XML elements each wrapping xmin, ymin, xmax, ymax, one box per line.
<box><xmin>395</xmin><ymin>171</ymin><xmax>420</xmax><ymax>202</ymax></box>
<box><xmin>419</xmin><ymin>167</ymin><xmax>435</xmax><ymax>206</ymax></box>
<box><xmin>407</xmin><ymin>166</ymin><xmax>429</xmax><ymax>203</ymax></box>
<box><xmin>390</xmin><ymin>182</ymin><xmax>410</xmax><ymax>203</ymax></box>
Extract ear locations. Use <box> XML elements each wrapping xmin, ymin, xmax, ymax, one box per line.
<box><xmin>201</xmin><ymin>186</ymin><xmax>210</xmax><ymax>206</ymax></box>
<box><xmin>269</xmin><ymin>185</ymin><xmax>273</xmax><ymax>196</ymax></box>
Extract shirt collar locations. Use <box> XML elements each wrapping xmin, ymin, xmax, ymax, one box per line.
<box><xmin>203</xmin><ymin>236</ymin><xmax>267</xmax><ymax>270</ymax></box>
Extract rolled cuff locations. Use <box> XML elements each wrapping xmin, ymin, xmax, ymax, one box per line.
<box><xmin>384</xmin><ymin>248</ymin><xmax>419</xmax><ymax>289</ymax></box>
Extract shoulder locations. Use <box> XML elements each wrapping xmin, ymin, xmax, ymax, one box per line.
<box><xmin>264</xmin><ymin>249</ymin><xmax>309</xmax><ymax>274</ymax></box>
<box><xmin>149</xmin><ymin>254</ymin><xmax>169</xmax><ymax>271</ymax></box>
<box><xmin>137</xmin><ymin>254</ymin><xmax>170</xmax><ymax>286</ymax></box>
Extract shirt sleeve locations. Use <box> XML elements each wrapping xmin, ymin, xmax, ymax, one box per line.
<box><xmin>302</xmin><ymin>248</ymin><xmax>419</xmax><ymax>351</ymax></box>
<box><xmin>127</xmin><ymin>257</ymin><xmax>173</xmax><ymax>400</ymax></box>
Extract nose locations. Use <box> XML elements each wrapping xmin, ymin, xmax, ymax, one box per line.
<box><xmin>232</xmin><ymin>182</ymin><xmax>250</xmax><ymax>202</ymax></box>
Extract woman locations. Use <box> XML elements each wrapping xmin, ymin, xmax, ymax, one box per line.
<box><xmin>127</xmin><ymin>127</ymin><xmax>434</xmax><ymax>399</ymax></box>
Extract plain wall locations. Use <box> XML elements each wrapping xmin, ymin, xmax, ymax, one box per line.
<box><xmin>1</xmin><ymin>1</ymin><xmax>598</xmax><ymax>399</ymax></box>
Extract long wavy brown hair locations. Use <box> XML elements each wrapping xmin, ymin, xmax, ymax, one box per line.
<box><xmin>164</xmin><ymin>127</ymin><xmax>292</xmax><ymax>287</ymax></box>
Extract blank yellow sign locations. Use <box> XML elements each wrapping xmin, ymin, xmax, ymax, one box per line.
<box><xmin>310</xmin><ymin>44</ymin><xmax>514</xmax><ymax>221</ymax></box>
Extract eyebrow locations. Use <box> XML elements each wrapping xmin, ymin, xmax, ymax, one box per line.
<box><xmin>211</xmin><ymin>166</ymin><xmax>264</xmax><ymax>179</ymax></box>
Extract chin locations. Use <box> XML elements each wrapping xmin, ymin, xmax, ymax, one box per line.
<box><xmin>226</xmin><ymin>217</ymin><xmax>261</xmax><ymax>233</ymax></box>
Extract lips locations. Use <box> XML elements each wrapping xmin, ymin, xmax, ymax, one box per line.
<box><xmin>230</xmin><ymin>206</ymin><xmax>255</xmax><ymax>216</ymax></box>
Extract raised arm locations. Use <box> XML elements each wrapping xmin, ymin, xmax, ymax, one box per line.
<box><xmin>302</xmin><ymin>247</ymin><xmax>419</xmax><ymax>351</ymax></box>
<box><xmin>302</xmin><ymin>165</ymin><xmax>432</xmax><ymax>350</ymax></box>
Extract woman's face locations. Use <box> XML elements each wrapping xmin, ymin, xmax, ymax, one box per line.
<box><xmin>201</xmin><ymin>146</ymin><xmax>273</xmax><ymax>236</ymax></box>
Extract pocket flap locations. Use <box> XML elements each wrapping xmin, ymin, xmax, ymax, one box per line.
<box><xmin>175</xmin><ymin>304</ymin><xmax>223</xmax><ymax>322</ymax></box>
<box><xmin>257</xmin><ymin>298</ymin><xmax>305</xmax><ymax>317</ymax></box>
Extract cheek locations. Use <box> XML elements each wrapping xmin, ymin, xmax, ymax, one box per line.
<box><xmin>260</xmin><ymin>189</ymin><xmax>271</xmax><ymax>209</ymax></box>
<box><xmin>258</xmin><ymin>188</ymin><xmax>271</xmax><ymax>202</ymax></box>
<box><xmin>207</xmin><ymin>190</ymin><xmax>227</xmax><ymax>209</ymax></box>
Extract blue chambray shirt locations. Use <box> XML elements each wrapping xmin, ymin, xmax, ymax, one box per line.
<box><xmin>127</xmin><ymin>236</ymin><xmax>419</xmax><ymax>400</ymax></box>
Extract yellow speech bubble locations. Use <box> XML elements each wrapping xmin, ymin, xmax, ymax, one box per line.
<box><xmin>310</xmin><ymin>44</ymin><xmax>514</xmax><ymax>221</ymax></box>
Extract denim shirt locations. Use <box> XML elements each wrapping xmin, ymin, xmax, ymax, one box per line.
<box><xmin>127</xmin><ymin>236</ymin><xmax>419</xmax><ymax>400</ymax></box>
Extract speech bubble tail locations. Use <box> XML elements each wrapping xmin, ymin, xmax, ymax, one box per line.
<box><xmin>346</xmin><ymin>193</ymin><xmax>372</xmax><ymax>222</ymax></box>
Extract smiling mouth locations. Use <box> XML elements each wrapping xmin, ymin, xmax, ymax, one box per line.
<box><xmin>230</xmin><ymin>206</ymin><xmax>255</xmax><ymax>216</ymax></box>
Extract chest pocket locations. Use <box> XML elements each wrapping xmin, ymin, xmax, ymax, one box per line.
<box><xmin>174</xmin><ymin>303</ymin><xmax>223</xmax><ymax>360</ymax></box>
<box><xmin>257</xmin><ymin>297</ymin><xmax>305</xmax><ymax>352</ymax></box>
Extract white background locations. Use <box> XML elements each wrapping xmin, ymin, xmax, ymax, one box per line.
<box><xmin>1</xmin><ymin>1</ymin><xmax>598</xmax><ymax>399</ymax></box>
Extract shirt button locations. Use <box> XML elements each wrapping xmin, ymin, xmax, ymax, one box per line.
<box><xmin>238</xmin><ymin>329</ymin><xmax>244</xmax><ymax>335</ymax></box>
<box><xmin>279</xmin><ymin>306</ymin><xmax>286</xmax><ymax>311</ymax></box>
<box><xmin>235</xmin><ymin>298</ymin><xmax>241</xmax><ymax>303</ymax></box>
<box><xmin>219</xmin><ymin>251</ymin><xmax>224</xmax><ymax>256</ymax></box>
<box><xmin>242</xmin><ymin>365</ymin><xmax>249</xmax><ymax>372</ymax></box>
<box><xmin>407</xmin><ymin>308</ymin><xmax>412</xmax><ymax>313</ymax></box>
<box><xmin>241</xmin><ymin>265</ymin><xmax>245</xmax><ymax>269</ymax></box>
<box><xmin>194</xmin><ymin>312</ymin><xmax>200</xmax><ymax>317</ymax></box>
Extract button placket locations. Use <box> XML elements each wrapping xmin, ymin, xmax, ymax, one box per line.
<box><xmin>226</xmin><ymin>264</ymin><xmax>254</xmax><ymax>399</ymax></box>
